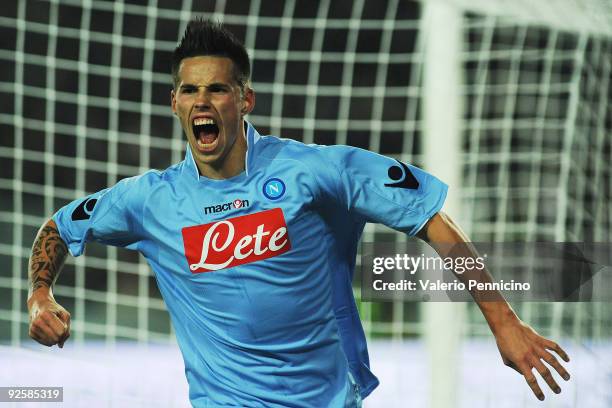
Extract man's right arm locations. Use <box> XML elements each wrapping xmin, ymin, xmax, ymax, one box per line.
<box><xmin>27</xmin><ymin>219</ymin><xmax>71</xmax><ymax>348</ymax></box>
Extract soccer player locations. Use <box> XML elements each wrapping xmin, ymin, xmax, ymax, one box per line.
<box><xmin>27</xmin><ymin>18</ymin><xmax>570</xmax><ymax>407</ymax></box>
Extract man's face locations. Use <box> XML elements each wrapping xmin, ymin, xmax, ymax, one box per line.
<box><xmin>171</xmin><ymin>56</ymin><xmax>254</xmax><ymax>177</ymax></box>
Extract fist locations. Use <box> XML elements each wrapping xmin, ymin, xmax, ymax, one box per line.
<box><xmin>28</xmin><ymin>295</ymin><xmax>71</xmax><ymax>348</ymax></box>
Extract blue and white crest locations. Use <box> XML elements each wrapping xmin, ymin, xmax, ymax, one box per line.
<box><xmin>262</xmin><ymin>178</ymin><xmax>286</xmax><ymax>200</ymax></box>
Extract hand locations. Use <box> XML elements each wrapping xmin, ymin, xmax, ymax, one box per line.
<box><xmin>27</xmin><ymin>289</ymin><xmax>71</xmax><ymax>348</ymax></box>
<box><xmin>494</xmin><ymin>317</ymin><xmax>570</xmax><ymax>400</ymax></box>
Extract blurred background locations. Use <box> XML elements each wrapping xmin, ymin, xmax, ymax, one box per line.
<box><xmin>0</xmin><ymin>0</ymin><xmax>611</xmax><ymax>407</ymax></box>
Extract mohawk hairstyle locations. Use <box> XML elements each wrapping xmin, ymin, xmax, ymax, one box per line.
<box><xmin>171</xmin><ymin>18</ymin><xmax>251</xmax><ymax>90</ymax></box>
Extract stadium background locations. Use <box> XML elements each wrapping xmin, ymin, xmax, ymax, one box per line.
<box><xmin>0</xmin><ymin>0</ymin><xmax>610</xmax><ymax>407</ymax></box>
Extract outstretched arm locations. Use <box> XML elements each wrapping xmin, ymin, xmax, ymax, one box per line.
<box><xmin>417</xmin><ymin>212</ymin><xmax>570</xmax><ymax>401</ymax></box>
<box><xmin>27</xmin><ymin>219</ymin><xmax>71</xmax><ymax>348</ymax></box>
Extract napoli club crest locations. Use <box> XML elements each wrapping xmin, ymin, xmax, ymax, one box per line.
<box><xmin>262</xmin><ymin>178</ymin><xmax>286</xmax><ymax>200</ymax></box>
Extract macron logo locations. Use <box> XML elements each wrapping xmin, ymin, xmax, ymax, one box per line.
<box><xmin>204</xmin><ymin>199</ymin><xmax>250</xmax><ymax>215</ymax></box>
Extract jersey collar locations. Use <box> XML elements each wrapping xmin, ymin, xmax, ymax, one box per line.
<box><xmin>182</xmin><ymin>121</ymin><xmax>261</xmax><ymax>180</ymax></box>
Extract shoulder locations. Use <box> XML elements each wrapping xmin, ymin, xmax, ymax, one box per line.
<box><xmin>253</xmin><ymin>136</ymin><xmax>358</xmax><ymax>199</ymax></box>
<box><xmin>255</xmin><ymin>134</ymin><xmax>386</xmax><ymax>175</ymax></box>
<box><xmin>255</xmin><ymin>135</ymin><xmax>346</xmax><ymax>170</ymax></box>
<box><xmin>109</xmin><ymin>161</ymin><xmax>183</xmax><ymax>203</ymax></box>
<box><xmin>256</xmin><ymin>135</ymin><xmax>315</xmax><ymax>156</ymax></box>
<box><xmin>135</xmin><ymin>159</ymin><xmax>187</xmax><ymax>185</ymax></box>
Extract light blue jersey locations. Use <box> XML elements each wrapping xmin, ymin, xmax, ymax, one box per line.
<box><xmin>53</xmin><ymin>123</ymin><xmax>447</xmax><ymax>407</ymax></box>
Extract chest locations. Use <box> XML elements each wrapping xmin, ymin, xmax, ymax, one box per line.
<box><xmin>140</xmin><ymin>165</ymin><xmax>327</xmax><ymax>275</ymax></box>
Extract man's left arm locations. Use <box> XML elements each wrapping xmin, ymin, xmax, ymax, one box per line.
<box><xmin>416</xmin><ymin>212</ymin><xmax>571</xmax><ymax>401</ymax></box>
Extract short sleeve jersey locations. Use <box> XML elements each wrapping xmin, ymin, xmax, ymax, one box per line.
<box><xmin>53</xmin><ymin>123</ymin><xmax>447</xmax><ymax>407</ymax></box>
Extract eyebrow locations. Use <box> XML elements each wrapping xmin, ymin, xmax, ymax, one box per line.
<box><xmin>179</xmin><ymin>82</ymin><xmax>231</xmax><ymax>90</ymax></box>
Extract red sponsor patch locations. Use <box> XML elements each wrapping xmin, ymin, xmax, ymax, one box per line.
<box><xmin>182</xmin><ymin>208</ymin><xmax>291</xmax><ymax>273</ymax></box>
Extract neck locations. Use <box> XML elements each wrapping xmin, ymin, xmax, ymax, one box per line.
<box><xmin>194</xmin><ymin>133</ymin><xmax>248</xmax><ymax>180</ymax></box>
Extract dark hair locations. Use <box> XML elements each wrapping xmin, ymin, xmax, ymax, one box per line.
<box><xmin>171</xmin><ymin>18</ymin><xmax>251</xmax><ymax>90</ymax></box>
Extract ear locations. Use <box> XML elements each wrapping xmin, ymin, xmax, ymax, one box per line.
<box><xmin>241</xmin><ymin>88</ymin><xmax>255</xmax><ymax>116</ymax></box>
<box><xmin>171</xmin><ymin>89</ymin><xmax>177</xmax><ymax>115</ymax></box>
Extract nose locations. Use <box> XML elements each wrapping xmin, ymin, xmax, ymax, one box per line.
<box><xmin>194</xmin><ymin>89</ymin><xmax>210</xmax><ymax>110</ymax></box>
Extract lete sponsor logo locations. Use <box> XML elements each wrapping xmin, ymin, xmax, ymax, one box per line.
<box><xmin>182</xmin><ymin>208</ymin><xmax>291</xmax><ymax>273</ymax></box>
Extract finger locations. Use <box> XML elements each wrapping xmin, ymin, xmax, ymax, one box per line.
<box><xmin>58</xmin><ymin>320</ymin><xmax>71</xmax><ymax>348</ymax></box>
<box><xmin>29</xmin><ymin>307</ymin><xmax>40</xmax><ymax>322</ymax></box>
<box><xmin>41</xmin><ymin>315</ymin><xmax>66</xmax><ymax>341</ymax></box>
<box><xmin>55</xmin><ymin>310</ymin><xmax>71</xmax><ymax>348</ymax></box>
<box><xmin>58</xmin><ymin>332</ymin><xmax>70</xmax><ymax>348</ymax></box>
<box><xmin>28</xmin><ymin>322</ymin><xmax>44</xmax><ymax>341</ymax></box>
<box><xmin>541</xmin><ymin>349</ymin><xmax>571</xmax><ymax>381</ymax></box>
<box><xmin>522</xmin><ymin>366</ymin><xmax>545</xmax><ymax>401</ymax></box>
<box><xmin>503</xmin><ymin>358</ymin><xmax>521</xmax><ymax>374</ymax></box>
<box><xmin>56</xmin><ymin>309</ymin><xmax>71</xmax><ymax>325</ymax></box>
<box><xmin>532</xmin><ymin>357</ymin><xmax>561</xmax><ymax>394</ymax></box>
<box><xmin>29</xmin><ymin>322</ymin><xmax>55</xmax><ymax>347</ymax></box>
<box><xmin>40</xmin><ymin>311</ymin><xmax>68</xmax><ymax>339</ymax></box>
<box><xmin>543</xmin><ymin>340</ymin><xmax>570</xmax><ymax>363</ymax></box>
<box><xmin>31</xmin><ymin>317</ymin><xmax>59</xmax><ymax>342</ymax></box>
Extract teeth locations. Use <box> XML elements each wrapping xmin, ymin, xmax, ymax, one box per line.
<box><xmin>193</xmin><ymin>118</ymin><xmax>215</xmax><ymax>126</ymax></box>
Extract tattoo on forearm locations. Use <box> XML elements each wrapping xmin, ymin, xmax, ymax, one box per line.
<box><xmin>29</xmin><ymin>224</ymin><xmax>68</xmax><ymax>292</ymax></box>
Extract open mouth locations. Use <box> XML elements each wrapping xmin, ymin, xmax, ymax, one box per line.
<box><xmin>192</xmin><ymin>118</ymin><xmax>220</xmax><ymax>151</ymax></box>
